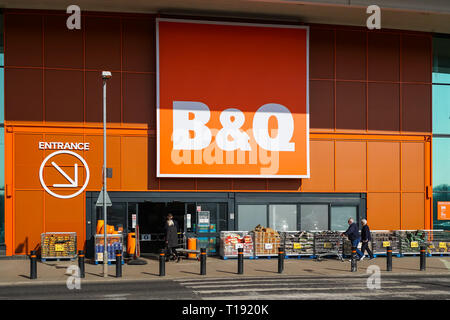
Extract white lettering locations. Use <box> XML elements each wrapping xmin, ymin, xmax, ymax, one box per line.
<box><xmin>39</xmin><ymin>142</ymin><xmax>44</xmax><ymax>150</ymax></box>
<box><xmin>253</xmin><ymin>103</ymin><xmax>295</xmax><ymax>151</ymax></box>
<box><xmin>173</xmin><ymin>101</ymin><xmax>212</xmax><ymax>150</ymax></box>
<box><xmin>38</xmin><ymin>141</ymin><xmax>91</xmax><ymax>151</ymax></box>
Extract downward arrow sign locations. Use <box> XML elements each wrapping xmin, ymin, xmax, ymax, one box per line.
<box><xmin>52</xmin><ymin>162</ymin><xmax>78</xmax><ymax>188</ymax></box>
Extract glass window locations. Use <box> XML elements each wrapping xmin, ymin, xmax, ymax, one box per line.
<box><xmin>238</xmin><ymin>205</ymin><xmax>266</xmax><ymax>231</ymax></box>
<box><xmin>96</xmin><ymin>203</ymin><xmax>127</xmax><ymax>234</ymax></box>
<box><xmin>300</xmin><ymin>204</ymin><xmax>328</xmax><ymax>231</ymax></box>
<box><xmin>432</xmin><ymin>138</ymin><xmax>450</xmax><ymax>191</ymax></box>
<box><xmin>433</xmin><ymin>36</ymin><xmax>450</xmax><ymax>84</ymax></box>
<box><xmin>330</xmin><ymin>206</ymin><xmax>357</xmax><ymax>231</ymax></box>
<box><xmin>432</xmin><ymin>85</ymin><xmax>450</xmax><ymax>134</ymax></box>
<box><xmin>269</xmin><ymin>204</ymin><xmax>297</xmax><ymax>231</ymax></box>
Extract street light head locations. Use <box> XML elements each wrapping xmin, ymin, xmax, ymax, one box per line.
<box><xmin>102</xmin><ymin>71</ymin><xmax>112</xmax><ymax>80</ymax></box>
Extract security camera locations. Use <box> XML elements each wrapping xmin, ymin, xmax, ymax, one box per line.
<box><xmin>102</xmin><ymin>71</ymin><xmax>112</xmax><ymax>80</ymax></box>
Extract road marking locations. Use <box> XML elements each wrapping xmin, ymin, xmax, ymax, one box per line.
<box><xmin>103</xmin><ymin>293</ymin><xmax>131</xmax><ymax>300</ymax></box>
<box><xmin>177</xmin><ymin>277</ymin><xmax>394</xmax><ymax>286</ymax></box>
<box><xmin>193</xmin><ymin>285</ymin><xmax>422</xmax><ymax>295</ymax></box>
<box><xmin>185</xmin><ymin>280</ymin><xmax>400</xmax><ymax>289</ymax></box>
<box><xmin>204</xmin><ymin>289</ymin><xmax>450</xmax><ymax>300</ymax></box>
<box><xmin>439</xmin><ymin>259</ymin><xmax>450</xmax><ymax>270</ymax></box>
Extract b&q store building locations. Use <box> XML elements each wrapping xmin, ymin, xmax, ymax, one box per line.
<box><xmin>0</xmin><ymin>0</ymin><xmax>449</xmax><ymax>257</ymax></box>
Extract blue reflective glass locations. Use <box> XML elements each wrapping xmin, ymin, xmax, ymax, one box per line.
<box><xmin>433</xmin><ymin>36</ymin><xmax>450</xmax><ymax>85</ymax></box>
<box><xmin>0</xmin><ymin>54</ymin><xmax>3</xmax><ymax>67</ymax></box>
<box><xmin>433</xmin><ymin>137</ymin><xmax>450</xmax><ymax>191</ymax></box>
<box><xmin>432</xmin><ymin>84</ymin><xmax>450</xmax><ymax>134</ymax></box>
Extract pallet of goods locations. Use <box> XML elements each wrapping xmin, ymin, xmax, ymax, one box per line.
<box><xmin>251</xmin><ymin>225</ymin><xmax>280</xmax><ymax>257</ymax></box>
<box><xmin>281</xmin><ymin>231</ymin><xmax>314</xmax><ymax>256</ymax></box>
<box><xmin>41</xmin><ymin>232</ymin><xmax>77</xmax><ymax>261</ymax></box>
<box><xmin>313</xmin><ymin>231</ymin><xmax>342</xmax><ymax>257</ymax></box>
<box><xmin>395</xmin><ymin>230</ymin><xmax>428</xmax><ymax>255</ymax></box>
<box><xmin>423</xmin><ymin>230</ymin><xmax>450</xmax><ymax>255</ymax></box>
<box><xmin>95</xmin><ymin>234</ymin><xmax>124</xmax><ymax>264</ymax></box>
<box><xmin>220</xmin><ymin>231</ymin><xmax>254</xmax><ymax>259</ymax></box>
<box><xmin>371</xmin><ymin>230</ymin><xmax>400</xmax><ymax>256</ymax></box>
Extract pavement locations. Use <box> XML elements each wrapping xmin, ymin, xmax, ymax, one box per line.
<box><xmin>0</xmin><ymin>254</ymin><xmax>449</xmax><ymax>286</ymax></box>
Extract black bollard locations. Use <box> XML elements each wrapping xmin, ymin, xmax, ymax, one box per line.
<box><xmin>30</xmin><ymin>250</ymin><xmax>37</xmax><ymax>279</ymax></box>
<box><xmin>351</xmin><ymin>247</ymin><xmax>357</xmax><ymax>272</ymax></box>
<box><xmin>420</xmin><ymin>244</ymin><xmax>426</xmax><ymax>271</ymax></box>
<box><xmin>159</xmin><ymin>249</ymin><xmax>165</xmax><ymax>276</ymax></box>
<box><xmin>386</xmin><ymin>246</ymin><xmax>392</xmax><ymax>271</ymax></box>
<box><xmin>237</xmin><ymin>247</ymin><xmax>244</xmax><ymax>274</ymax></box>
<box><xmin>278</xmin><ymin>247</ymin><xmax>284</xmax><ymax>274</ymax></box>
<box><xmin>115</xmin><ymin>250</ymin><xmax>122</xmax><ymax>278</ymax></box>
<box><xmin>78</xmin><ymin>250</ymin><xmax>85</xmax><ymax>279</ymax></box>
<box><xmin>200</xmin><ymin>248</ymin><xmax>207</xmax><ymax>275</ymax></box>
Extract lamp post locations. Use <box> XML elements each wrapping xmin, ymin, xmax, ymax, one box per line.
<box><xmin>102</xmin><ymin>71</ymin><xmax>112</xmax><ymax>277</ymax></box>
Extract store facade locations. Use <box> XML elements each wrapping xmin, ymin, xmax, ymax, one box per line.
<box><xmin>0</xmin><ymin>6</ymin><xmax>447</xmax><ymax>256</ymax></box>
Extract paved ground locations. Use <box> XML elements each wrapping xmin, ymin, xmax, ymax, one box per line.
<box><xmin>1</xmin><ymin>255</ymin><xmax>449</xmax><ymax>283</ymax></box>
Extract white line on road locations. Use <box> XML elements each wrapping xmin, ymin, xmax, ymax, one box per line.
<box><xmin>193</xmin><ymin>285</ymin><xmax>422</xmax><ymax>295</ymax></box>
<box><xmin>204</xmin><ymin>289</ymin><xmax>450</xmax><ymax>300</ymax></box>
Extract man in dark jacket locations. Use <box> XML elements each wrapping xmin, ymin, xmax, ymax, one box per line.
<box><xmin>360</xmin><ymin>219</ymin><xmax>374</xmax><ymax>260</ymax></box>
<box><xmin>164</xmin><ymin>213</ymin><xmax>179</xmax><ymax>262</ymax></box>
<box><xmin>341</xmin><ymin>218</ymin><xmax>364</xmax><ymax>261</ymax></box>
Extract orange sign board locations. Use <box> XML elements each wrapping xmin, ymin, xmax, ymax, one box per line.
<box><xmin>156</xmin><ymin>19</ymin><xmax>309</xmax><ymax>178</ymax></box>
<box><xmin>438</xmin><ymin>201</ymin><xmax>450</xmax><ymax>220</ymax></box>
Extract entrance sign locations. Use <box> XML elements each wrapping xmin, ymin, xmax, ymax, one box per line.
<box><xmin>157</xmin><ymin>19</ymin><xmax>309</xmax><ymax>178</ymax></box>
<box><xmin>39</xmin><ymin>150</ymin><xmax>90</xmax><ymax>199</ymax></box>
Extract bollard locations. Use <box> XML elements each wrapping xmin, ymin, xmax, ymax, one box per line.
<box><xmin>386</xmin><ymin>246</ymin><xmax>392</xmax><ymax>272</ymax></box>
<box><xmin>351</xmin><ymin>247</ymin><xmax>357</xmax><ymax>272</ymax></box>
<box><xmin>115</xmin><ymin>250</ymin><xmax>122</xmax><ymax>278</ymax></box>
<box><xmin>278</xmin><ymin>247</ymin><xmax>284</xmax><ymax>274</ymax></box>
<box><xmin>30</xmin><ymin>250</ymin><xmax>37</xmax><ymax>280</ymax></box>
<box><xmin>159</xmin><ymin>249</ymin><xmax>165</xmax><ymax>276</ymax></box>
<box><xmin>78</xmin><ymin>250</ymin><xmax>85</xmax><ymax>279</ymax></box>
<box><xmin>238</xmin><ymin>247</ymin><xmax>244</xmax><ymax>275</ymax></box>
<box><xmin>420</xmin><ymin>244</ymin><xmax>426</xmax><ymax>271</ymax></box>
<box><xmin>200</xmin><ymin>248</ymin><xmax>207</xmax><ymax>275</ymax></box>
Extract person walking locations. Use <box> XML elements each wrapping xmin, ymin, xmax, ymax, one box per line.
<box><xmin>360</xmin><ymin>219</ymin><xmax>374</xmax><ymax>260</ymax></box>
<box><xmin>164</xmin><ymin>213</ymin><xmax>179</xmax><ymax>262</ymax></box>
<box><xmin>341</xmin><ymin>218</ymin><xmax>364</xmax><ymax>261</ymax></box>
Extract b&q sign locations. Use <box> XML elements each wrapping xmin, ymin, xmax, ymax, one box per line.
<box><xmin>157</xmin><ymin>19</ymin><xmax>309</xmax><ymax>178</ymax></box>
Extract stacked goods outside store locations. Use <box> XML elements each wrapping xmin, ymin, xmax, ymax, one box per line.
<box><xmin>395</xmin><ymin>230</ymin><xmax>428</xmax><ymax>255</ymax></box>
<box><xmin>41</xmin><ymin>232</ymin><xmax>77</xmax><ymax>261</ymax></box>
<box><xmin>220</xmin><ymin>231</ymin><xmax>254</xmax><ymax>259</ymax></box>
<box><xmin>423</xmin><ymin>230</ymin><xmax>450</xmax><ymax>255</ymax></box>
<box><xmin>252</xmin><ymin>225</ymin><xmax>281</xmax><ymax>257</ymax></box>
<box><xmin>281</xmin><ymin>231</ymin><xmax>314</xmax><ymax>257</ymax></box>
<box><xmin>95</xmin><ymin>234</ymin><xmax>124</xmax><ymax>264</ymax></box>
<box><xmin>313</xmin><ymin>231</ymin><xmax>343</xmax><ymax>259</ymax></box>
<box><xmin>371</xmin><ymin>230</ymin><xmax>400</xmax><ymax>256</ymax></box>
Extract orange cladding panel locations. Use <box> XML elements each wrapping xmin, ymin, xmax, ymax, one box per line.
<box><xmin>335</xmin><ymin>141</ymin><xmax>366</xmax><ymax>192</ymax></box>
<box><xmin>401</xmin><ymin>142</ymin><xmax>425</xmax><ymax>192</ymax></box>
<box><xmin>14</xmin><ymin>191</ymin><xmax>44</xmax><ymax>254</ymax></box>
<box><xmin>45</xmin><ymin>193</ymin><xmax>85</xmax><ymax>251</ymax></box>
<box><xmin>121</xmin><ymin>136</ymin><xmax>148</xmax><ymax>190</ymax></box>
<box><xmin>14</xmin><ymin>133</ymin><xmax>44</xmax><ymax>189</ymax></box>
<box><xmin>402</xmin><ymin>193</ymin><xmax>425</xmax><ymax>229</ymax></box>
<box><xmin>302</xmin><ymin>140</ymin><xmax>334</xmax><ymax>192</ymax></box>
<box><xmin>367</xmin><ymin>141</ymin><xmax>400</xmax><ymax>192</ymax></box>
<box><xmin>367</xmin><ymin>193</ymin><xmax>400</xmax><ymax>230</ymax></box>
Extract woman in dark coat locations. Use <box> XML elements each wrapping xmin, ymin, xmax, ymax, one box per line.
<box><xmin>164</xmin><ymin>213</ymin><xmax>179</xmax><ymax>261</ymax></box>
